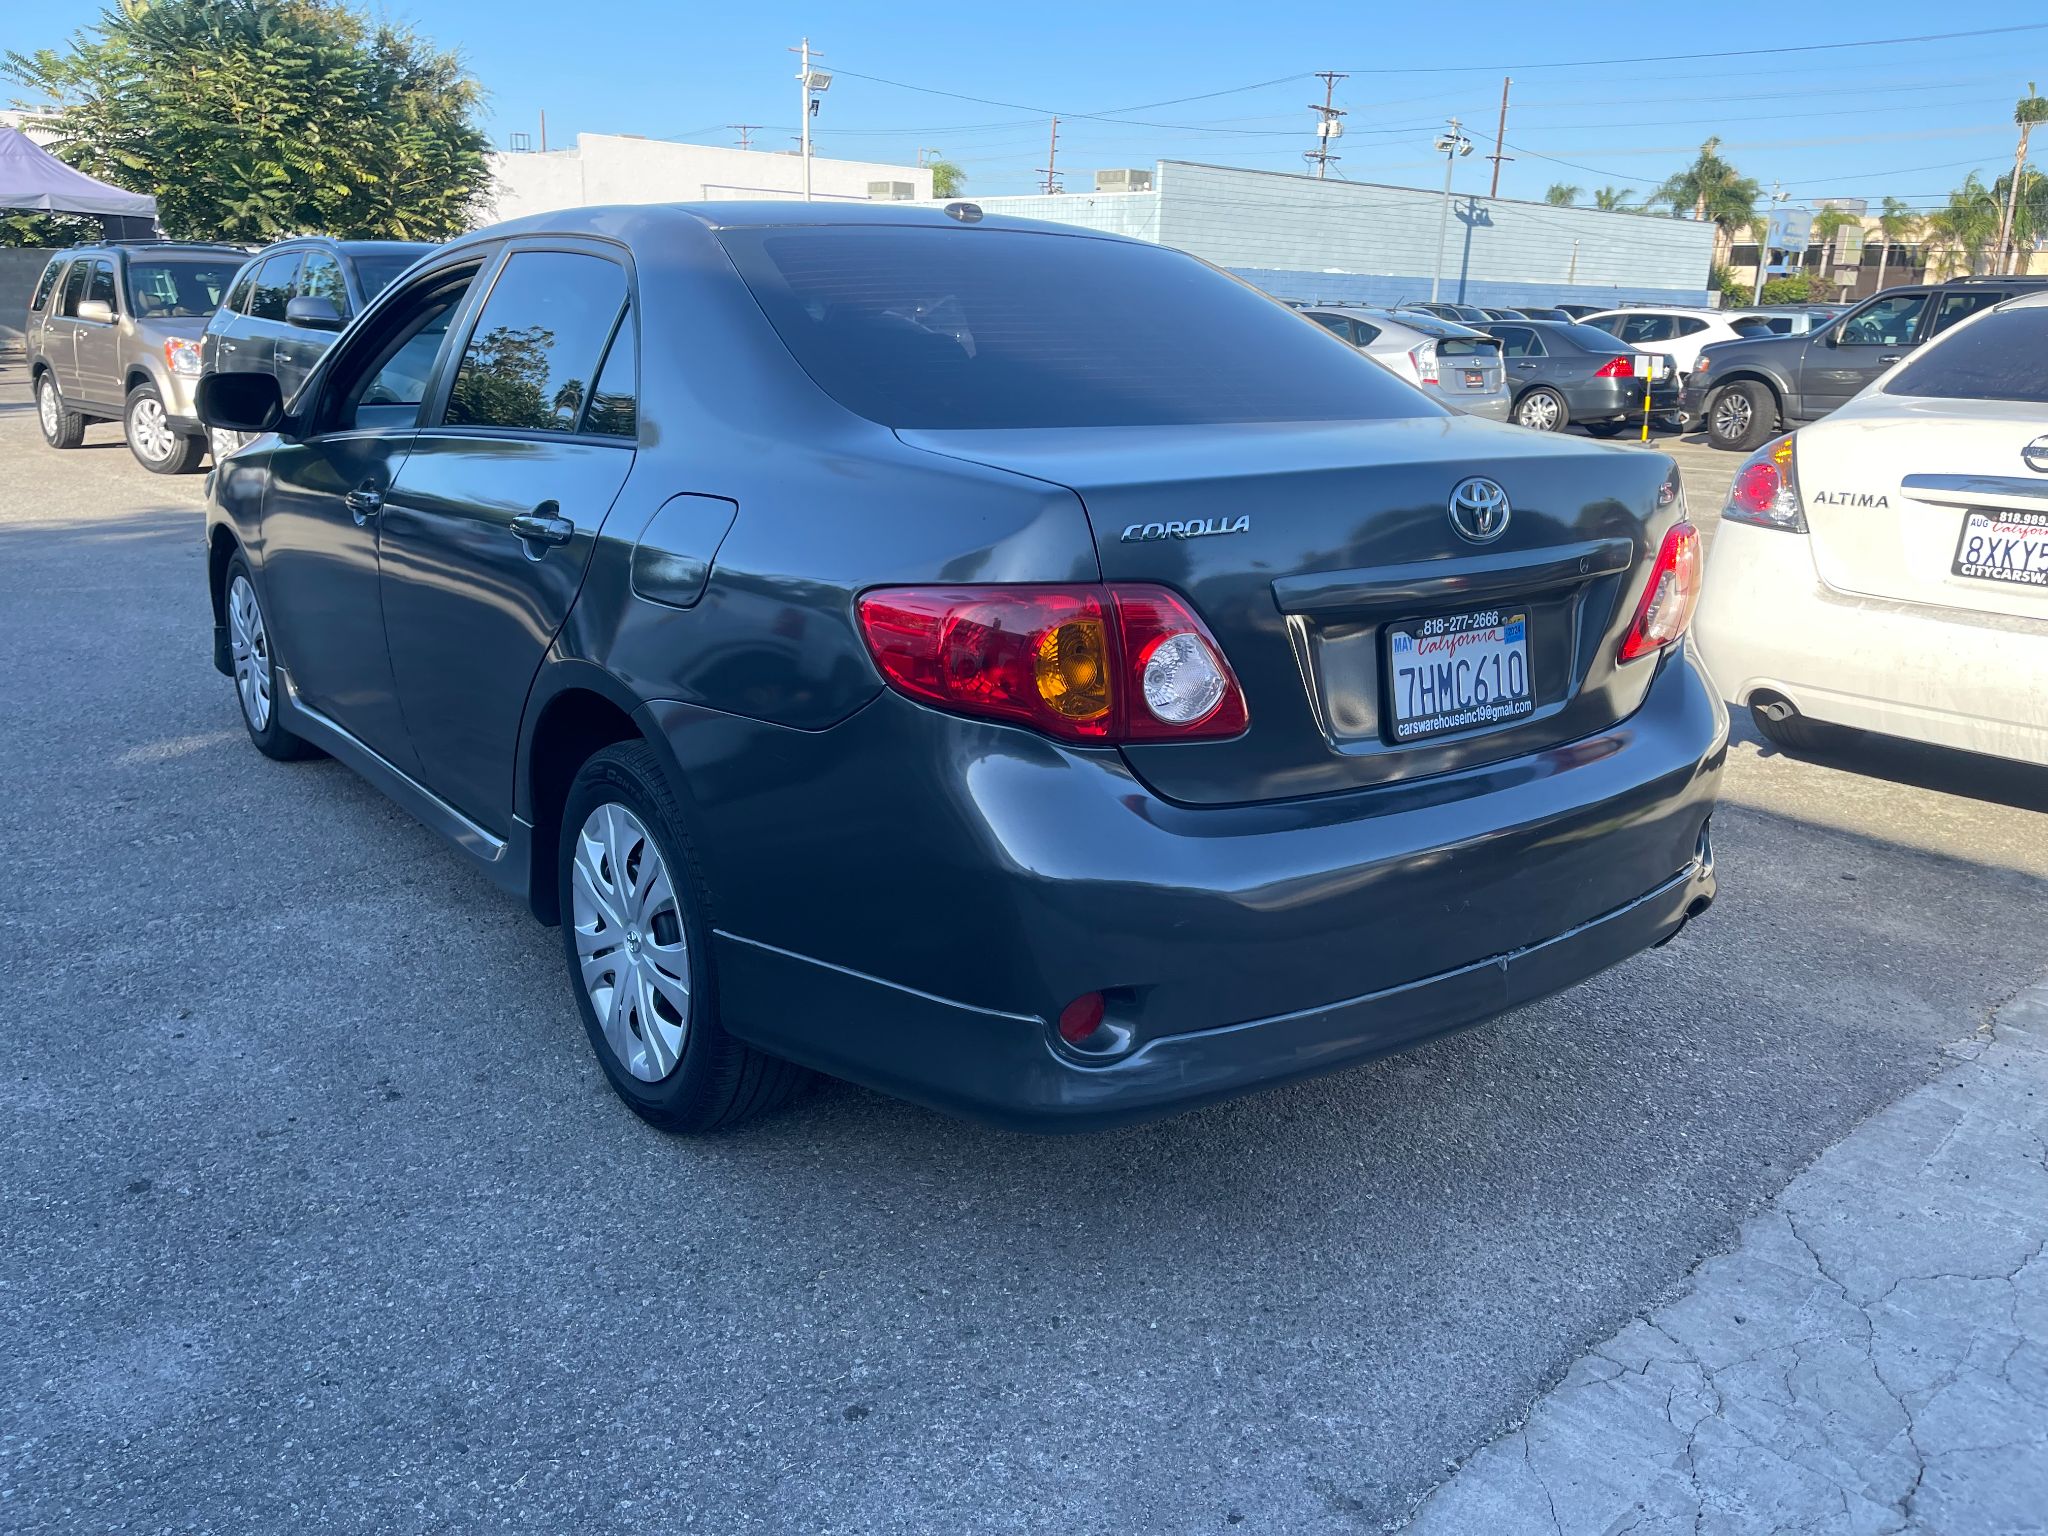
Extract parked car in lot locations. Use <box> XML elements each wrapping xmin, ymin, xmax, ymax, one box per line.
<box><xmin>202</xmin><ymin>237</ymin><xmax>432</xmax><ymax>456</ymax></box>
<box><xmin>1727</xmin><ymin>306</ymin><xmax>1837</xmax><ymax>337</ymax></box>
<box><xmin>1471</xmin><ymin>319</ymin><xmax>1681</xmax><ymax>434</ymax></box>
<box><xmin>1552</xmin><ymin>303</ymin><xmax>1608</xmax><ymax>321</ymax></box>
<box><xmin>25</xmin><ymin>240</ymin><xmax>246</xmax><ymax>473</ymax></box>
<box><xmin>1684</xmin><ymin>275</ymin><xmax>2048</xmax><ymax>451</ymax></box>
<box><xmin>1694</xmin><ymin>292</ymin><xmax>2048</xmax><ymax>766</ymax></box>
<box><xmin>1578</xmin><ymin>307</ymin><xmax>1771</xmax><ymax>381</ymax></box>
<box><xmin>1299</xmin><ymin>304</ymin><xmax>1511</xmax><ymax>421</ymax></box>
<box><xmin>1396</xmin><ymin>300</ymin><xmax>1491</xmax><ymax>324</ymax></box>
<box><xmin>198</xmin><ymin>202</ymin><xmax>1722</xmax><ymax>1133</ymax></box>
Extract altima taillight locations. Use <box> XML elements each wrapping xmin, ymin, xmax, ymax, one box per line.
<box><xmin>1618</xmin><ymin>522</ymin><xmax>1703</xmax><ymax>662</ymax></box>
<box><xmin>856</xmin><ymin>583</ymin><xmax>1249</xmax><ymax>743</ymax></box>
<box><xmin>1722</xmin><ymin>434</ymin><xmax>1806</xmax><ymax>532</ymax></box>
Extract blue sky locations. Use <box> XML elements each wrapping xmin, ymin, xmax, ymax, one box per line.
<box><xmin>10</xmin><ymin>2</ymin><xmax>2046</xmax><ymax>211</ymax></box>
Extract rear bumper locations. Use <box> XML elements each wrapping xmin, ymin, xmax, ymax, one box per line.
<box><xmin>1695</xmin><ymin>518</ymin><xmax>2048</xmax><ymax>764</ymax></box>
<box><xmin>651</xmin><ymin>642</ymin><xmax>1727</xmax><ymax>1130</ymax></box>
<box><xmin>1451</xmin><ymin>392</ymin><xmax>1513</xmax><ymax>423</ymax></box>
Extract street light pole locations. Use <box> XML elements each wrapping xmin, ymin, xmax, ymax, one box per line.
<box><xmin>1753</xmin><ymin>182</ymin><xmax>1788</xmax><ymax>305</ymax></box>
<box><xmin>1431</xmin><ymin>118</ymin><xmax>1472</xmax><ymax>303</ymax></box>
<box><xmin>791</xmin><ymin>39</ymin><xmax>831</xmax><ymax>202</ymax></box>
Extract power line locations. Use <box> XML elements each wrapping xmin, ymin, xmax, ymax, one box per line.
<box><xmin>1332</xmin><ymin>22</ymin><xmax>2048</xmax><ymax>75</ymax></box>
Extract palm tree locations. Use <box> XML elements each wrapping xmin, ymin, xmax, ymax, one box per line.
<box><xmin>1996</xmin><ymin>83</ymin><xmax>2048</xmax><ymax>273</ymax></box>
<box><xmin>1654</xmin><ymin>137</ymin><xmax>1761</xmax><ymax>265</ymax></box>
<box><xmin>1993</xmin><ymin>165</ymin><xmax>2048</xmax><ymax>260</ymax></box>
<box><xmin>1592</xmin><ymin>185</ymin><xmax>1634</xmax><ymax>211</ymax></box>
<box><xmin>1925</xmin><ymin>174</ymin><xmax>2001</xmax><ymax>277</ymax></box>
<box><xmin>1544</xmin><ymin>182</ymin><xmax>1581</xmax><ymax>206</ymax></box>
<box><xmin>1872</xmin><ymin>196</ymin><xmax>1921</xmax><ymax>292</ymax></box>
<box><xmin>1809</xmin><ymin>206</ymin><xmax>1861</xmax><ymax>290</ymax></box>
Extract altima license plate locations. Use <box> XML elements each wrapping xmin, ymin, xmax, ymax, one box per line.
<box><xmin>1387</xmin><ymin>609</ymin><xmax>1535</xmax><ymax>740</ymax></box>
<box><xmin>1952</xmin><ymin>508</ymin><xmax>2048</xmax><ymax>588</ymax></box>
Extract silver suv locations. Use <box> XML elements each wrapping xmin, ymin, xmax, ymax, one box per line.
<box><xmin>25</xmin><ymin>242</ymin><xmax>246</xmax><ymax>474</ymax></box>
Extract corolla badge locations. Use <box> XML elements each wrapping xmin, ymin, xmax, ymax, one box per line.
<box><xmin>1120</xmin><ymin>515</ymin><xmax>1251</xmax><ymax>542</ymax></box>
<box><xmin>1447</xmin><ymin>477</ymin><xmax>1511</xmax><ymax>543</ymax></box>
<box><xmin>2024</xmin><ymin>435</ymin><xmax>2048</xmax><ymax>474</ymax></box>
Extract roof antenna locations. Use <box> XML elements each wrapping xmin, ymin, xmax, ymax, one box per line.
<box><xmin>943</xmin><ymin>201</ymin><xmax>983</xmax><ymax>224</ymax></box>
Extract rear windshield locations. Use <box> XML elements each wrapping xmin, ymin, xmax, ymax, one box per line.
<box><xmin>1728</xmin><ymin>316</ymin><xmax>1773</xmax><ymax>336</ymax></box>
<box><xmin>353</xmin><ymin>252</ymin><xmax>425</xmax><ymax>299</ymax></box>
<box><xmin>717</xmin><ymin>226</ymin><xmax>1435</xmax><ymax>429</ymax></box>
<box><xmin>1556</xmin><ymin>323</ymin><xmax>1628</xmax><ymax>353</ymax></box>
<box><xmin>126</xmin><ymin>259</ymin><xmax>241</xmax><ymax>318</ymax></box>
<box><xmin>1437</xmin><ymin>336</ymin><xmax>1500</xmax><ymax>358</ymax></box>
<box><xmin>1883</xmin><ymin>306</ymin><xmax>2048</xmax><ymax>404</ymax></box>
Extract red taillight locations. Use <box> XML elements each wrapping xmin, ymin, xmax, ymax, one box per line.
<box><xmin>1618</xmin><ymin>522</ymin><xmax>1703</xmax><ymax>662</ymax></box>
<box><xmin>1594</xmin><ymin>354</ymin><xmax>1635</xmax><ymax>379</ymax></box>
<box><xmin>856</xmin><ymin>583</ymin><xmax>1248</xmax><ymax>743</ymax></box>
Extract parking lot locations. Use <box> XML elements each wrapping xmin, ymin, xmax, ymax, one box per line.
<box><xmin>4</xmin><ymin>360</ymin><xmax>2046</xmax><ymax>1533</ymax></box>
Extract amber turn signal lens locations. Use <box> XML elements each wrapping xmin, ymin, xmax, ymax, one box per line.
<box><xmin>1033</xmin><ymin>619</ymin><xmax>1111</xmax><ymax>720</ymax></box>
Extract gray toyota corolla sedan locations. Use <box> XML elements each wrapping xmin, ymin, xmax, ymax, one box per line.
<box><xmin>197</xmin><ymin>202</ymin><xmax>1725</xmax><ymax>1134</ymax></box>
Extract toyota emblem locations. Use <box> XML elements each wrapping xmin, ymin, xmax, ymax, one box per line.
<box><xmin>1448</xmin><ymin>477</ymin><xmax>1511</xmax><ymax>543</ymax></box>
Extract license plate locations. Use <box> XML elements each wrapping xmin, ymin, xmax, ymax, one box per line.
<box><xmin>1462</xmin><ymin>370</ymin><xmax>1486</xmax><ymax>388</ymax></box>
<box><xmin>1952</xmin><ymin>508</ymin><xmax>2048</xmax><ymax>588</ymax></box>
<box><xmin>1387</xmin><ymin>609</ymin><xmax>1536</xmax><ymax>741</ymax></box>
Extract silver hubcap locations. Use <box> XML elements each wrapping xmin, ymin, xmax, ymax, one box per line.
<box><xmin>39</xmin><ymin>379</ymin><xmax>60</xmax><ymax>438</ymax></box>
<box><xmin>1519</xmin><ymin>392</ymin><xmax>1560</xmax><ymax>430</ymax></box>
<box><xmin>1713</xmin><ymin>392</ymin><xmax>1752</xmax><ymax>439</ymax></box>
<box><xmin>130</xmin><ymin>394</ymin><xmax>174</xmax><ymax>461</ymax></box>
<box><xmin>210</xmin><ymin>428</ymin><xmax>243</xmax><ymax>462</ymax></box>
<box><xmin>571</xmin><ymin>803</ymin><xmax>690</xmax><ymax>1082</ymax></box>
<box><xmin>227</xmin><ymin>574</ymin><xmax>273</xmax><ymax>731</ymax></box>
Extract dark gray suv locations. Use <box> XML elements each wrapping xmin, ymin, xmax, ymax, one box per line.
<box><xmin>197</xmin><ymin>203</ymin><xmax>1723</xmax><ymax>1134</ymax></box>
<box><xmin>202</xmin><ymin>237</ymin><xmax>431</xmax><ymax>456</ymax></box>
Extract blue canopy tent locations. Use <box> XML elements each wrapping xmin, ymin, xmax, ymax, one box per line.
<box><xmin>0</xmin><ymin>124</ymin><xmax>158</xmax><ymax>238</ymax></box>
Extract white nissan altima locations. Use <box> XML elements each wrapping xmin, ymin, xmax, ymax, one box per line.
<box><xmin>1693</xmin><ymin>290</ymin><xmax>2048</xmax><ymax>766</ymax></box>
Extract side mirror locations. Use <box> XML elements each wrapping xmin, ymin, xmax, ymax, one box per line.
<box><xmin>76</xmin><ymin>299</ymin><xmax>115</xmax><ymax>324</ymax></box>
<box><xmin>197</xmin><ymin>369</ymin><xmax>290</xmax><ymax>438</ymax></box>
<box><xmin>285</xmin><ymin>294</ymin><xmax>346</xmax><ymax>331</ymax></box>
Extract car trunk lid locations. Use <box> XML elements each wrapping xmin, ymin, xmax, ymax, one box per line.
<box><xmin>900</xmin><ymin>416</ymin><xmax>1684</xmax><ymax>806</ymax></box>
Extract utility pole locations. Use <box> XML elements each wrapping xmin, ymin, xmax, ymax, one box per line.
<box><xmin>1485</xmin><ymin>77</ymin><xmax>1513</xmax><ymax>198</ymax></box>
<box><xmin>1306</xmin><ymin>71</ymin><xmax>1347</xmax><ymax>180</ymax></box>
<box><xmin>1431</xmin><ymin>118</ymin><xmax>1473</xmax><ymax>302</ymax></box>
<box><xmin>1753</xmin><ymin>181</ymin><xmax>1789</xmax><ymax>304</ymax></box>
<box><xmin>730</xmin><ymin>124</ymin><xmax>759</xmax><ymax>151</ymax></box>
<box><xmin>1038</xmin><ymin>117</ymin><xmax>1063</xmax><ymax>194</ymax></box>
<box><xmin>791</xmin><ymin>38</ymin><xmax>832</xmax><ymax>201</ymax></box>
<box><xmin>539</xmin><ymin>109</ymin><xmax>548</xmax><ymax>154</ymax></box>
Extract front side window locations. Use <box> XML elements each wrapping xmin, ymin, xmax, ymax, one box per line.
<box><xmin>297</xmin><ymin>252</ymin><xmax>349</xmax><ymax>312</ymax></box>
<box><xmin>86</xmin><ymin>260</ymin><xmax>118</xmax><ymax>315</ymax></box>
<box><xmin>1837</xmin><ymin>293</ymin><xmax>1927</xmax><ymax>347</ymax></box>
<box><xmin>1582</xmin><ymin>315</ymin><xmax>1623</xmax><ymax>337</ymax></box>
<box><xmin>443</xmin><ymin>251</ymin><xmax>630</xmax><ymax>433</ymax></box>
<box><xmin>29</xmin><ymin>258</ymin><xmax>64</xmax><ymax>313</ymax></box>
<box><xmin>1884</xmin><ymin>307</ymin><xmax>2048</xmax><ymax>404</ymax></box>
<box><xmin>718</xmin><ymin>227</ymin><xmax>1434</xmax><ymax>430</ymax></box>
<box><xmin>250</xmin><ymin>252</ymin><xmax>301</xmax><ymax>323</ymax></box>
<box><xmin>126</xmin><ymin>259</ymin><xmax>238</xmax><ymax>318</ymax></box>
<box><xmin>223</xmin><ymin>261</ymin><xmax>259</xmax><ymax>316</ymax></box>
<box><xmin>316</xmin><ymin>260</ymin><xmax>487</xmax><ymax>433</ymax></box>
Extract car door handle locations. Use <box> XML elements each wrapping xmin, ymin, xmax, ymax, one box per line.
<box><xmin>510</xmin><ymin>506</ymin><xmax>575</xmax><ymax>549</ymax></box>
<box><xmin>344</xmin><ymin>484</ymin><xmax>383</xmax><ymax>524</ymax></box>
<box><xmin>1515</xmin><ymin>362</ymin><xmax>1538</xmax><ymax>371</ymax></box>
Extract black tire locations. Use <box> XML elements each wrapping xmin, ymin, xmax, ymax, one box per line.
<box><xmin>1582</xmin><ymin>421</ymin><xmax>1628</xmax><ymax>438</ymax></box>
<box><xmin>1513</xmin><ymin>386</ymin><xmax>1569</xmax><ymax>432</ymax></box>
<box><xmin>35</xmin><ymin>372</ymin><xmax>86</xmax><ymax>449</ymax></box>
<box><xmin>125</xmin><ymin>382</ymin><xmax>206</xmax><ymax>475</ymax></box>
<box><xmin>223</xmin><ymin>554</ymin><xmax>319</xmax><ymax>761</ymax></box>
<box><xmin>1750</xmin><ymin>700</ymin><xmax>1844</xmax><ymax>754</ymax></box>
<box><xmin>557</xmin><ymin>741</ymin><xmax>803</xmax><ymax>1133</ymax></box>
<box><xmin>1705</xmin><ymin>380</ymin><xmax>1777</xmax><ymax>453</ymax></box>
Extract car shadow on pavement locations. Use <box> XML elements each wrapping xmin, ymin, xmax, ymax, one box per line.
<box><xmin>1731</xmin><ymin>711</ymin><xmax>2048</xmax><ymax>813</ymax></box>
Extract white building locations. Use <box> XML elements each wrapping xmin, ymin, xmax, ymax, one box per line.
<box><xmin>484</xmin><ymin>133</ymin><xmax>932</xmax><ymax>224</ymax></box>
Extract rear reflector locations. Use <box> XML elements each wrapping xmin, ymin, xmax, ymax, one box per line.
<box><xmin>1057</xmin><ymin>992</ymin><xmax>1106</xmax><ymax>1045</ymax></box>
<box><xmin>857</xmin><ymin>583</ymin><xmax>1248</xmax><ymax>744</ymax></box>
<box><xmin>1618</xmin><ymin>522</ymin><xmax>1703</xmax><ymax>662</ymax></box>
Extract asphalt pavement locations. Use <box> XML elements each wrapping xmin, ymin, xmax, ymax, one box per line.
<box><xmin>4</xmin><ymin>371</ymin><xmax>2045</xmax><ymax>1534</ymax></box>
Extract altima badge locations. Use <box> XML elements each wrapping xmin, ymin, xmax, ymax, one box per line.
<box><xmin>1120</xmin><ymin>516</ymin><xmax>1251</xmax><ymax>542</ymax></box>
<box><xmin>1448</xmin><ymin>478</ymin><xmax>1511</xmax><ymax>543</ymax></box>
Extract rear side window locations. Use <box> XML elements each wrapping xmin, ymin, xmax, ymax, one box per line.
<box><xmin>1928</xmin><ymin>289</ymin><xmax>2005</xmax><ymax>336</ymax></box>
<box><xmin>59</xmin><ymin>261</ymin><xmax>88</xmax><ymax>317</ymax></box>
<box><xmin>1491</xmin><ymin>325</ymin><xmax>1541</xmax><ymax>358</ymax></box>
<box><xmin>443</xmin><ymin>250</ymin><xmax>630</xmax><ymax>432</ymax></box>
<box><xmin>1307</xmin><ymin>313</ymin><xmax>1354</xmax><ymax>342</ymax></box>
<box><xmin>1884</xmin><ymin>307</ymin><xmax>2048</xmax><ymax>404</ymax></box>
<box><xmin>250</xmin><ymin>252</ymin><xmax>301</xmax><ymax>322</ymax></box>
<box><xmin>297</xmin><ymin>251</ymin><xmax>349</xmax><ymax>313</ymax></box>
<box><xmin>30</xmin><ymin>258</ymin><xmax>64</xmax><ymax>313</ymax></box>
<box><xmin>1353</xmin><ymin>319</ymin><xmax>1382</xmax><ymax>345</ymax></box>
<box><xmin>719</xmin><ymin>227</ymin><xmax>1433</xmax><ymax>429</ymax></box>
<box><xmin>1726</xmin><ymin>317</ymin><xmax>1771</xmax><ymax>336</ymax></box>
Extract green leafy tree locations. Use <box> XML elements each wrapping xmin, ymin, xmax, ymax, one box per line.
<box><xmin>1996</xmin><ymin>82</ymin><xmax>2048</xmax><ymax>273</ymax></box>
<box><xmin>1543</xmin><ymin>182</ymin><xmax>1581</xmax><ymax>206</ymax></box>
<box><xmin>1654</xmin><ymin>137</ymin><xmax>1760</xmax><ymax>264</ymax></box>
<box><xmin>1924</xmin><ymin>173</ymin><xmax>2001</xmax><ymax>277</ymax></box>
<box><xmin>1809</xmin><ymin>206</ymin><xmax>1861</xmax><ymax>287</ymax></box>
<box><xmin>445</xmin><ymin>324</ymin><xmax>572</xmax><ymax>431</ymax></box>
<box><xmin>5</xmin><ymin>0</ymin><xmax>491</xmax><ymax>243</ymax></box>
<box><xmin>1992</xmin><ymin>165</ymin><xmax>2048</xmax><ymax>271</ymax></box>
<box><xmin>926</xmin><ymin>156</ymin><xmax>965</xmax><ymax>198</ymax></box>
<box><xmin>1871</xmin><ymin>196</ymin><xmax>1921</xmax><ymax>291</ymax></box>
<box><xmin>1</xmin><ymin>208</ymin><xmax>101</xmax><ymax>247</ymax></box>
<box><xmin>1591</xmin><ymin>185</ymin><xmax>1634</xmax><ymax>211</ymax></box>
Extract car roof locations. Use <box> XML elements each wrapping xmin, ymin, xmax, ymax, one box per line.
<box><xmin>466</xmin><ymin>200</ymin><xmax>1136</xmax><ymax>247</ymax></box>
<box><xmin>52</xmin><ymin>240</ymin><xmax>248</xmax><ymax>259</ymax></box>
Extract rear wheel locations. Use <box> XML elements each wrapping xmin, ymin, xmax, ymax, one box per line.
<box><xmin>36</xmin><ymin>373</ymin><xmax>86</xmax><ymax>449</ymax></box>
<box><xmin>1706</xmin><ymin>381</ymin><xmax>1777</xmax><ymax>453</ymax></box>
<box><xmin>1513</xmin><ymin>387</ymin><xmax>1568</xmax><ymax>432</ymax></box>
<box><xmin>1750</xmin><ymin>699</ymin><xmax>1845</xmax><ymax>754</ymax></box>
<box><xmin>558</xmin><ymin>742</ymin><xmax>803</xmax><ymax>1133</ymax></box>
<box><xmin>126</xmin><ymin>383</ymin><xmax>205</xmax><ymax>474</ymax></box>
